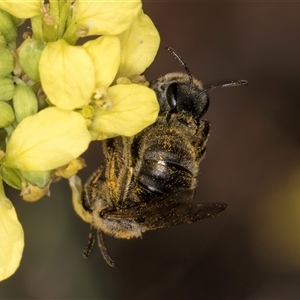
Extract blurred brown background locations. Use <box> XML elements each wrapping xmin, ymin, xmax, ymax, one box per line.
<box><xmin>2</xmin><ymin>2</ymin><xmax>300</xmax><ymax>299</ymax></box>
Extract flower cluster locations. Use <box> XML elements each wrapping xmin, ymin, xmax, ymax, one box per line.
<box><xmin>0</xmin><ymin>0</ymin><xmax>160</xmax><ymax>281</ymax></box>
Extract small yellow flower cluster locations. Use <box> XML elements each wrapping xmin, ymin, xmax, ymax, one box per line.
<box><xmin>0</xmin><ymin>0</ymin><xmax>160</xmax><ymax>281</ymax></box>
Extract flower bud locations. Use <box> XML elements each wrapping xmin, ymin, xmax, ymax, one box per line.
<box><xmin>0</xmin><ymin>9</ymin><xmax>17</xmax><ymax>44</ymax></box>
<box><xmin>12</xmin><ymin>84</ymin><xmax>38</xmax><ymax>123</ymax></box>
<box><xmin>18</xmin><ymin>170</ymin><xmax>51</xmax><ymax>189</ymax></box>
<box><xmin>0</xmin><ymin>46</ymin><xmax>14</xmax><ymax>79</ymax></box>
<box><xmin>11</xmin><ymin>16</ymin><xmax>25</xmax><ymax>27</ymax></box>
<box><xmin>18</xmin><ymin>38</ymin><xmax>45</xmax><ymax>82</ymax></box>
<box><xmin>0</xmin><ymin>101</ymin><xmax>14</xmax><ymax>127</ymax></box>
<box><xmin>0</xmin><ymin>77</ymin><xmax>14</xmax><ymax>101</ymax></box>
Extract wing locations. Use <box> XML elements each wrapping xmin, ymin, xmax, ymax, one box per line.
<box><xmin>105</xmin><ymin>190</ymin><xmax>227</xmax><ymax>231</ymax></box>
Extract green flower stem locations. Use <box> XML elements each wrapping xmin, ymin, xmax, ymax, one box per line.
<box><xmin>41</xmin><ymin>1</ymin><xmax>59</xmax><ymax>42</ymax></box>
<box><xmin>42</xmin><ymin>22</ymin><xmax>56</xmax><ymax>42</ymax></box>
<box><xmin>12</xmin><ymin>77</ymin><xmax>25</xmax><ymax>85</ymax></box>
<box><xmin>65</xmin><ymin>2</ymin><xmax>74</xmax><ymax>29</ymax></box>
<box><xmin>57</xmin><ymin>1</ymin><xmax>72</xmax><ymax>40</ymax></box>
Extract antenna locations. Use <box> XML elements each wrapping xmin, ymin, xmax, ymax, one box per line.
<box><xmin>166</xmin><ymin>47</ymin><xmax>194</xmax><ymax>95</ymax></box>
<box><xmin>196</xmin><ymin>79</ymin><xmax>248</xmax><ymax>99</ymax></box>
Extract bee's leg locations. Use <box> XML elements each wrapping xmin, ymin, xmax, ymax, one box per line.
<box><xmin>82</xmin><ymin>226</ymin><xmax>117</xmax><ymax>268</ymax></box>
<box><xmin>84</xmin><ymin>165</ymin><xmax>105</xmax><ymax>190</ymax></box>
<box><xmin>97</xmin><ymin>230</ymin><xmax>117</xmax><ymax>268</ymax></box>
<box><xmin>194</xmin><ymin>120</ymin><xmax>211</xmax><ymax>161</ymax></box>
<box><xmin>82</xmin><ymin>225</ymin><xmax>96</xmax><ymax>258</ymax></box>
<box><xmin>83</xmin><ymin>165</ymin><xmax>105</xmax><ymax>212</ymax></box>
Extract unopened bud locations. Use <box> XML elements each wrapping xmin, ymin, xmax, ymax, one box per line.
<box><xmin>0</xmin><ymin>77</ymin><xmax>14</xmax><ymax>101</ymax></box>
<box><xmin>11</xmin><ymin>16</ymin><xmax>25</xmax><ymax>27</ymax></box>
<box><xmin>0</xmin><ymin>9</ymin><xmax>17</xmax><ymax>44</ymax></box>
<box><xmin>18</xmin><ymin>38</ymin><xmax>45</xmax><ymax>82</ymax></box>
<box><xmin>19</xmin><ymin>169</ymin><xmax>51</xmax><ymax>189</ymax></box>
<box><xmin>13</xmin><ymin>84</ymin><xmax>38</xmax><ymax>123</ymax></box>
<box><xmin>0</xmin><ymin>101</ymin><xmax>14</xmax><ymax>127</ymax></box>
<box><xmin>0</xmin><ymin>46</ymin><xmax>14</xmax><ymax>79</ymax></box>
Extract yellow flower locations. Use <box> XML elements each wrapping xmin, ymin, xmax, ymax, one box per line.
<box><xmin>84</xmin><ymin>9</ymin><xmax>160</xmax><ymax>140</ymax></box>
<box><xmin>83</xmin><ymin>35</ymin><xmax>121</xmax><ymax>88</ymax></box>
<box><xmin>39</xmin><ymin>39</ymin><xmax>95</xmax><ymax>110</ymax></box>
<box><xmin>0</xmin><ymin>0</ymin><xmax>161</xmax><ymax>281</ymax></box>
<box><xmin>89</xmin><ymin>84</ymin><xmax>159</xmax><ymax>140</ymax></box>
<box><xmin>0</xmin><ymin>178</ymin><xmax>24</xmax><ymax>281</ymax></box>
<box><xmin>118</xmin><ymin>9</ymin><xmax>160</xmax><ymax>79</ymax></box>
<box><xmin>0</xmin><ymin>0</ymin><xmax>41</xmax><ymax>19</ymax></box>
<box><xmin>4</xmin><ymin>107</ymin><xmax>91</xmax><ymax>171</ymax></box>
<box><xmin>63</xmin><ymin>0</ymin><xmax>142</xmax><ymax>44</ymax></box>
<box><xmin>54</xmin><ymin>158</ymin><xmax>86</xmax><ymax>179</ymax></box>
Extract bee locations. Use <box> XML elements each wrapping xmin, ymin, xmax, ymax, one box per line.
<box><xmin>82</xmin><ymin>47</ymin><xmax>247</xmax><ymax>267</ymax></box>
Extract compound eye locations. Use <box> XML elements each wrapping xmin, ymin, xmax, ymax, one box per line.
<box><xmin>166</xmin><ymin>82</ymin><xmax>178</xmax><ymax>110</ymax></box>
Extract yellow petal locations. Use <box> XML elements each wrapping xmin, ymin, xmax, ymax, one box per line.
<box><xmin>0</xmin><ymin>1</ymin><xmax>40</xmax><ymax>19</ymax></box>
<box><xmin>117</xmin><ymin>10</ymin><xmax>160</xmax><ymax>78</ymax></box>
<box><xmin>69</xmin><ymin>175</ymin><xmax>92</xmax><ymax>223</ymax></box>
<box><xmin>39</xmin><ymin>39</ymin><xmax>95</xmax><ymax>110</ymax></box>
<box><xmin>5</xmin><ymin>107</ymin><xmax>91</xmax><ymax>171</ymax></box>
<box><xmin>64</xmin><ymin>0</ymin><xmax>141</xmax><ymax>42</ymax></box>
<box><xmin>55</xmin><ymin>158</ymin><xmax>86</xmax><ymax>179</ymax></box>
<box><xmin>90</xmin><ymin>84</ymin><xmax>159</xmax><ymax>140</ymax></box>
<box><xmin>0</xmin><ymin>178</ymin><xmax>24</xmax><ymax>281</ymax></box>
<box><xmin>83</xmin><ymin>35</ymin><xmax>121</xmax><ymax>88</ymax></box>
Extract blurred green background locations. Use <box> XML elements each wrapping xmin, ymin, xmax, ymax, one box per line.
<box><xmin>2</xmin><ymin>2</ymin><xmax>300</xmax><ymax>299</ymax></box>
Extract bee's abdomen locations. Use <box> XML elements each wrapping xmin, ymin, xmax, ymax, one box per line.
<box><xmin>138</xmin><ymin>158</ymin><xmax>194</xmax><ymax>193</ymax></box>
<box><xmin>129</xmin><ymin>122</ymin><xmax>200</xmax><ymax>202</ymax></box>
<box><xmin>132</xmin><ymin>146</ymin><xmax>197</xmax><ymax>202</ymax></box>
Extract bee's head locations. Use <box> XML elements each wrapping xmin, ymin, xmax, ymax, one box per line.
<box><xmin>150</xmin><ymin>47</ymin><xmax>247</xmax><ymax>125</ymax></box>
<box><xmin>150</xmin><ymin>72</ymin><xmax>209</xmax><ymax>123</ymax></box>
